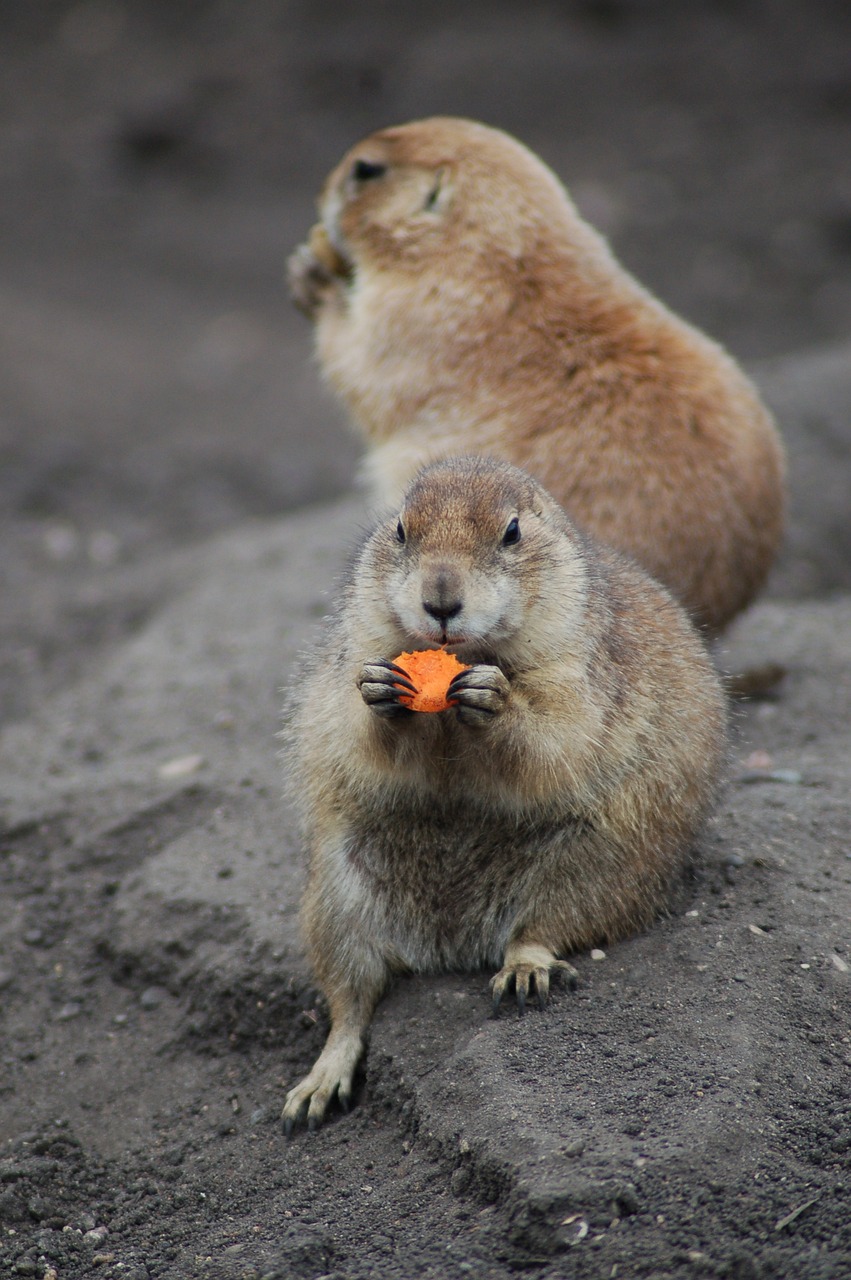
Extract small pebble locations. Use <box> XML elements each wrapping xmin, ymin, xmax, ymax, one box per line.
<box><xmin>139</xmin><ymin>986</ymin><xmax>168</xmax><ymax>1010</ymax></box>
<box><xmin>157</xmin><ymin>753</ymin><xmax>204</xmax><ymax>780</ymax></box>
<box><xmin>23</xmin><ymin>929</ymin><xmax>45</xmax><ymax>946</ymax></box>
<box><xmin>0</xmin><ymin>970</ymin><xmax>14</xmax><ymax>991</ymax></box>
<box><xmin>830</xmin><ymin>953</ymin><xmax>849</xmax><ymax>973</ymax></box>
<box><xmin>56</xmin><ymin>1002</ymin><xmax>83</xmax><ymax>1022</ymax></box>
<box><xmin>748</xmin><ymin>924</ymin><xmax>768</xmax><ymax>936</ymax></box>
<box><xmin>590</xmin><ymin>949</ymin><xmax>606</xmax><ymax>961</ymax></box>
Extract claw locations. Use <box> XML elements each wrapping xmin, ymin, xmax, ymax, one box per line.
<box><xmin>516</xmin><ymin>985</ymin><xmax>527</xmax><ymax>1017</ymax></box>
<box><xmin>536</xmin><ymin>969</ymin><xmax>550</xmax><ymax>1009</ymax></box>
<box><xmin>490</xmin><ymin>968</ymin><xmax>514</xmax><ymax>1017</ymax></box>
<box><xmin>384</xmin><ymin>661</ymin><xmax>418</xmax><ymax>692</ymax></box>
<box><xmin>391</xmin><ymin>677</ymin><xmax>417</xmax><ymax>694</ymax></box>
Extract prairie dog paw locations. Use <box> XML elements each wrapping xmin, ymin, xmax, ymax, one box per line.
<box><xmin>357</xmin><ymin>658</ymin><xmax>416</xmax><ymax>718</ymax></box>
<box><xmin>448</xmin><ymin>664</ymin><xmax>509</xmax><ymax>726</ymax></box>
<box><xmin>491</xmin><ymin>944</ymin><xmax>578</xmax><ymax>1016</ymax></box>
<box><xmin>287</xmin><ymin>242</ymin><xmax>341</xmax><ymax>317</ymax></box>
<box><xmin>282</xmin><ymin>1033</ymin><xmax>362</xmax><ymax>1133</ymax></box>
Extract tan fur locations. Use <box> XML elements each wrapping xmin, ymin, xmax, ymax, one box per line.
<box><xmin>289</xmin><ymin>116</ymin><xmax>785</xmax><ymax>635</ymax></box>
<box><xmin>281</xmin><ymin>457</ymin><xmax>727</xmax><ymax>1130</ymax></box>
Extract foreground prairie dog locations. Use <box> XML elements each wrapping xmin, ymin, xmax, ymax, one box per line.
<box><xmin>281</xmin><ymin>457</ymin><xmax>727</xmax><ymax>1130</ymax></box>
<box><xmin>289</xmin><ymin>115</ymin><xmax>785</xmax><ymax>635</ymax></box>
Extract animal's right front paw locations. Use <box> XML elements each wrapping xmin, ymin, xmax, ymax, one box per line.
<box><xmin>448</xmin><ymin>664</ymin><xmax>510</xmax><ymax>726</ymax></box>
<box><xmin>287</xmin><ymin>242</ymin><xmax>339</xmax><ymax>317</ymax></box>
<box><xmin>357</xmin><ymin>659</ymin><xmax>416</xmax><ymax>718</ymax></box>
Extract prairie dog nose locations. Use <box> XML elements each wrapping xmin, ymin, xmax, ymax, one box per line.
<box><xmin>423</xmin><ymin>596</ymin><xmax>463</xmax><ymax>625</ymax></box>
<box><xmin>421</xmin><ymin>566</ymin><xmax>464</xmax><ymax>625</ymax></box>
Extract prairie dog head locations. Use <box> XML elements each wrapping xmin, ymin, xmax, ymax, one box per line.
<box><xmin>354</xmin><ymin>456</ymin><xmax>587</xmax><ymax>666</ymax></box>
<box><xmin>317</xmin><ymin>116</ymin><xmax>599</xmax><ymax>277</ymax></box>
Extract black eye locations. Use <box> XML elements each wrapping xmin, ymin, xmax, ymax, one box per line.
<box><xmin>396</xmin><ymin>520</ymin><xmax>406</xmax><ymax>545</ymax></box>
<box><xmin>502</xmin><ymin>517</ymin><xmax>521</xmax><ymax>547</ymax></box>
<box><xmin>352</xmin><ymin>159</ymin><xmax>386</xmax><ymax>182</ymax></box>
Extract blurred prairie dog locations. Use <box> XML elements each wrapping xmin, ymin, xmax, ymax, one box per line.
<box><xmin>289</xmin><ymin>115</ymin><xmax>785</xmax><ymax>636</ymax></box>
<box><xmin>282</xmin><ymin>457</ymin><xmax>727</xmax><ymax>1130</ymax></box>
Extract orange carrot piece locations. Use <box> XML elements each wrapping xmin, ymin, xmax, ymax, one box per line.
<box><xmin>392</xmin><ymin>649</ymin><xmax>470</xmax><ymax>713</ymax></box>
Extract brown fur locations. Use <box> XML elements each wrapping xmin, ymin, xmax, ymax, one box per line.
<box><xmin>289</xmin><ymin>116</ymin><xmax>785</xmax><ymax>635</ymax></box>
<box><xmin>281</xmin><ymin>457</ymin><xmax>727</xmax><ymax>1130</ymax></box>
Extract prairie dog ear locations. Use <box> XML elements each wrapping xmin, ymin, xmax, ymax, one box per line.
<box><xmin>421</xmin><ymin>167</ymin><xmax>452</xmax><ymax>215</ymax></box>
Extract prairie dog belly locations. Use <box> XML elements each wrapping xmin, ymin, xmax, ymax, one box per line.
<box><xmin>331</xmin><ymin>800</ymin><xmax>605</xmax><ymax>974</ymax></box>
<box><xmin>341</xmin><ymin>805</ymin><xmax>530</xmax><ymax>972</ymax></box>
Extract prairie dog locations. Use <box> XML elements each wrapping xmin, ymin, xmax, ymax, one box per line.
<box><xmin>282</xmin><ymin>457</ymin><xmax>727</xmax><ymax>1130</ymax></box>
<box><xmin>289</xmin><ymin>116</ymin><xmax>785</xmax><ymax>635</ymax></box>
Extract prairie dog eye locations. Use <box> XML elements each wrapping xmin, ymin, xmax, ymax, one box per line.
<box><xmin>396</xmin><ymin>520</ymin><xmax>406</xmax><ymax>545</ymax></box>
<box><xmin>502</xmin><ymin>517</ymin><xmax>521</xmax><ymax>546</ymax></box>
<box><xmin>352</xmin><ymin>158</ymin><xmax>387</xmax><ymax>182</ymax></box>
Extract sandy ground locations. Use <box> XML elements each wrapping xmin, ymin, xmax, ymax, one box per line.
<box><xmin>1</xmin><ymin>3</ymin><xmax>850</xmax><ymax>1278</ymax></box>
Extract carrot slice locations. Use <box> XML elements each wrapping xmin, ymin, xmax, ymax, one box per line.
<box><xmin>392</xmin><ymin>649</ymin><xmax>470</xmax><ymax>713</ymax></box>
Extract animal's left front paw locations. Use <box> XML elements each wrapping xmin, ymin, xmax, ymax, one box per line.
<box><xmin>448</xmin><ymin>664</ymin><xmax>509</xmax><ymax>726</ymax></box>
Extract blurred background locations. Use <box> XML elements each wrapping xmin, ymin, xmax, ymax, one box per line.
<box><xmin>1</xmin><ymin>0</ymin><xmax>850</xmax><ymax>722</ymax></box>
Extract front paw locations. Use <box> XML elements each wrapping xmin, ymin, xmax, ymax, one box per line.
<box><xmin>448</xmin><ymin>664</ymin><xmax>509</xmax><ymax>726</ymax></box>
<box><xmin>287</xmin><ymin>242</ymin><xmax>339</xmax><ymax>317</ymax></box>
<box><xmin>357</xmin><ymin>659</ymin><xmax>416</xmax><ymax>718</ymax></box>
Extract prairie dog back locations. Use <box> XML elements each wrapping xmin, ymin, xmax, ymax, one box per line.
<box><xmin>282</xmin><ymin>457</ymin><xmax>727</xmax><ymax>1130</ymax></box>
